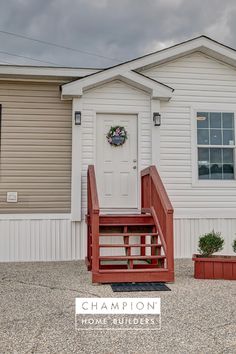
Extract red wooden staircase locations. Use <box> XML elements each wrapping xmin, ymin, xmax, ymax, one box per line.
<box><xmin>86</xmin><ymin>165</ymin><xmax>174</xmax><ymax>283</ymax></box>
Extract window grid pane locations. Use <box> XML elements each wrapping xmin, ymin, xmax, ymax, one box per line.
<box><xmin>197</xmin><ymin>112</ymin><xmax>235</xmax><ymax>146</ymax></box>
<box><xmin>197</xmin><ymin>111</ymin><xmax>235</xmax><ymax>180</ymax></box>
<box><xmin>198</xmin><ymin>148</ymin><xmax>234</xmax><ymax>180</ymax></box>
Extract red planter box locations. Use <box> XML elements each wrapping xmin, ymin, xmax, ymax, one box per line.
<box><xmin>192</xmin><ymin>254</ymin><xmax>236</xmax><ymax>280</ymax></box>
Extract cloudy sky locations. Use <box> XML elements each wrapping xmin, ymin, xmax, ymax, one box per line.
<box><xmin>0</xmin><ymin>0</ymin><xmax>235</xmax><ymax>68</ymax></box>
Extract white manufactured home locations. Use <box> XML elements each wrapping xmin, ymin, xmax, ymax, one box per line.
<box><xmin>1</xmin><ymin>35</ymin><xmax>236</xmax><ymax>268</ymax></box>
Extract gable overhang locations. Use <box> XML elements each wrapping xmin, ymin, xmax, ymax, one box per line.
<box><xmin>134</xmin><ymin>36</ymin><xmax>236</xmax><ymax>71</ymax></box>
<box><xmin>100</xmin><ymin>35</ymin><xmax>236</xmax><ymax>72</ymax></box>
<box><xmin>61</xmin><ymin>70</ymin><xmax>174</xmax><ymax>101</ymax></box>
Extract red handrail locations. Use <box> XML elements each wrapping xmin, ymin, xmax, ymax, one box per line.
<box><xmin>141</xmin><ymin>166</ymin><xmax>173</xmax><ymax>214</ymax></box>
<box><xmin>150</xmin><ymin>206</ymin><xmax>167</xmax><ymax>255</ymax></box>
<box><xmin>87</xmin><ymin>165</ymin><xmax>99</xmax><ymax>214</ymax></box>
<box><xmin>141</xmin><ymin>166</ymin><xmax>174</xmax><ymax>273</ymax></box>
<box><xmin>87</xmin><ymin>165</ymin><xmax>100</xmax><ymax>273</ymax></box>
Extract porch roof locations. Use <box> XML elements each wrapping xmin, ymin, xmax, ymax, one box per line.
<box><xmin>61</xmin><ymin>69</ymin><xmax>174</xmax><ymax>100</ymax></box>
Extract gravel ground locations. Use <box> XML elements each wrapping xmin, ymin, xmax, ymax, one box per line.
<box><xmin>0</xmin><ymin>259</ymin><xmax>235</xmax><ymax>354</ymax></box>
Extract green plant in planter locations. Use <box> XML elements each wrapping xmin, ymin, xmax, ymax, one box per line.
<box><xmin>198</xmin><ymin>230</ymin><xmax>224</xmax><ymax>257</ymax></box>
<box><xmin>233</xmin><ymin>239</ymin><xmax>236</xmax><ymax>253</ymax></box>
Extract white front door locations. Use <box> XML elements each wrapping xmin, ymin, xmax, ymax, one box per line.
<box><xmin>96</xmin><ymin>113</ymin><xmax>138</xmax><ymax>209</ymax></box>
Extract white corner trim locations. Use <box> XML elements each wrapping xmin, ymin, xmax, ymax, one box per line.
<box><xmin>151</xmin><ymin>99</ymin><xmax>161</xmax><ymax>167</ymax></box>
<box><xmin>71</xmin><ymin>98</ymin><xmax>82</xmax><ymax>221</ymax></box>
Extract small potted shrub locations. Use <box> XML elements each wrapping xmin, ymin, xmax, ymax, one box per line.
<box><xmin>233</xmin><ymin>239</ymin><xmax>236</xmax><ymax>253</ymax></box>
<box><xmin>192</xmin><ymin>230</ymin><xmax>236</xmax><ymax>280</ymax></box>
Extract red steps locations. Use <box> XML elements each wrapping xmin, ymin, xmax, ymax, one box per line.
<box><xmin>93</xmin><ymin>270</ymin><xmax>173</xmax><ymax>283</ymax></box>
<box><xmin>86</xmin><ymin>212</ymin><xmax>169</xmax><ymax>283</ymax></box>
<box><xmin>99</xmin><ymin>214</ymin><xmax>154</xmax><ymax>226</ymax></box>
<box><xmin>86</xmin><ymin>165</ymin><xmax>174</xmax><ymax>284</ymax></box>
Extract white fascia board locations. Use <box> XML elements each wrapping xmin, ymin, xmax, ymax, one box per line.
<box><xmin>62</xmin><ymin>70</ymin><xmax>173</xmax><ymax>99</ymax></box>
<box><xmin>125</xmin><ymin>37</ymin><xmax>236</xmax><ymax>71</ymax></box>
<box><xmin>123</xmin><ymin>71</ymin><xmax>173</xmax><ymax>99</ymax></box>
<box><xmin>61</xmin><ymin>69</ymin><xmax>128</xmax><ymax>93</ymax></box>
<box><xmin>0</xmin><ymin>65</ymin><xmax>100</xmax><ymax>77</ymax></box>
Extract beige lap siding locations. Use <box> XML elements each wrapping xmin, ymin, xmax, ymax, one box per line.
<box><xmin>0</xmin><ymin>81</ymin><xmax>72</xmax><ymax>213</ymax></box>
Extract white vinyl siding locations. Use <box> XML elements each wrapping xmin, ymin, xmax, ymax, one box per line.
<box><xmin>0</xmin><ymin>81</ymin><xmax>72</xmax><ymax>213</ymax></box>
<box><xmin>140</xmin><ymin>52</ymin><xmax>236</xmax><ymax>213</ymax></box>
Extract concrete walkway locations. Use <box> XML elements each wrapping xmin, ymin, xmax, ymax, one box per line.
<box><xmin>0</xmin><ymin>260</ymin><xmax>235</xmax><ymax>354</ymax></box>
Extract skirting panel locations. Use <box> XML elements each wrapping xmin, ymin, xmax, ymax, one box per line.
<box><xmin>0</xmin><ymin>217</ymin><xmax>235</xmax><ymax>261</ymax></box>
<box><xmin>174</xmin><ymin>218</ymin><xmax>236</xmax><ymax>258</ymax></box>
<box><xmin>0</xmin><ymin>217</ymin><xmax>86</xmax><ymax>262</ymax></box>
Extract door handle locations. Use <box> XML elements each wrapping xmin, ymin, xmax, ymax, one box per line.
<box><xmin>133</xmin><ymin>166</ymin><xmax>137</xmax><ymax>169</ymax></box>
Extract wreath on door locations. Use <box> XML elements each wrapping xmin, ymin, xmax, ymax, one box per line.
<box><xmin>106</xmin><ymin>125</ymin><xmax>128</xmax><ymax>146</ymax></box>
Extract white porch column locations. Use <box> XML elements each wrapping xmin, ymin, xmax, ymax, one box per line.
<box><xmin>71</xmin><ymin>98</ymin><xmax>82</xmax><ymax>221</ymax></box>
<box><xmin>151</xmin><ymin>98</ymin><xmax>161</xmax><ymax>168</ymax></box>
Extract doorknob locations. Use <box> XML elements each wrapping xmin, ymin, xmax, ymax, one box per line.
<box><xmin>133</xmin><ymin>166</ymin><xmax>137</xmax><ymax>169</ymax></box>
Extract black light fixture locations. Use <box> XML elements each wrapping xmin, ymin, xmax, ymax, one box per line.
<box><xmin>153</xmin><ymin>112</ymin><xmax>161</xmax><ymax>126</ymax></box>
<box><xmin>74</xmin><ymin>111</ymin><xmax>81</xmax><ymax>125</ymax></box>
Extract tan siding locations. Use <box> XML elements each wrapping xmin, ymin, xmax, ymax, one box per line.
<box><xmin>0</xmin><ymin>81</ymin><xmax>72</xmax><ymax>213</ymax></box>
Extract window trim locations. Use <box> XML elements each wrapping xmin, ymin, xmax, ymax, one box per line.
<box><xmin>191</xmin><ymin>106</ymin><xmax>236</xmax><ymax>188</ymax></box>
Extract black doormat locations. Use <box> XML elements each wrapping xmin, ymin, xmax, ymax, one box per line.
<box><xmin>111</xmin><ymin>282</ymin><xmax>171</xmax><ymax>292</ymax></box>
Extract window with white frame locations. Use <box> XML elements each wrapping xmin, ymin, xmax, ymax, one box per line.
<box><xmin>197</xmin><ymin>112</ymin><xmax>235</xmax><ymax>180</ymax></box>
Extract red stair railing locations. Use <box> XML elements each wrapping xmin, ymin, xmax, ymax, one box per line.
<box><xmin>86</xmin><ymin>165</ymin><xmax>100</xmax><ymax>272</ymax></box>
<box><xmin>141</xmin><ymin>166</ymin><xmax>174</xmax><ymax>280</ymax></box>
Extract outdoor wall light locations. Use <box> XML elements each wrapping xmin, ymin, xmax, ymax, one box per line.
<box><xmin>74</xmin><ymin>111</ymin><xmax>81</xmax><ymax>125</ymax></box>
<box><xmin>153</xmin><ymin>112</ymin><xmax>161</xmax><ymax>126</ymax></box>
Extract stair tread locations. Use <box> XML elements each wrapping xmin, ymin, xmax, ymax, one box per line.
<box><xmin>100</xmin><ymin>224</ymin><xmax>155</xmax><ymax>226</ymax></box>
<box><xmin>99</xmin><ymin>232</ymin><xmax>158</xmax><ymax>236</ymax></box>
<box><xmin>99</xmin><ymin>255</ymin><xmax>166</xmax><ymax>260</ymax></box>
<box><xmin>99</xmin><ymin>243</ymin><xmax>162</xmax><ymax>248</ymax></box>
<box><xmin>100</xmin><ymin>214</ymin><xmax>152</xmax><ymax>217</ymax></box>
<box><xmin>99</xmin><ymin>214</ymin><xmax>154</xmax><ymax>226</ymax></box>
<box><xmin>98</xmin><ymin>268</ymin><xmax>168</xmax><ymax>273</ymax></box>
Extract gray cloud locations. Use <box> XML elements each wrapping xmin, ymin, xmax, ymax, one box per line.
<box><xmin>0</xmin><ymin>0</ymin><xmax>235</xmax><ymax>67</ymax></box>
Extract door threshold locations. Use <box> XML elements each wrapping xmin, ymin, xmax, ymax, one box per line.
<box><xmin>100</xmin><ymin>208</ymin><xmax>140</xmax><ymax>215</ymax></box>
